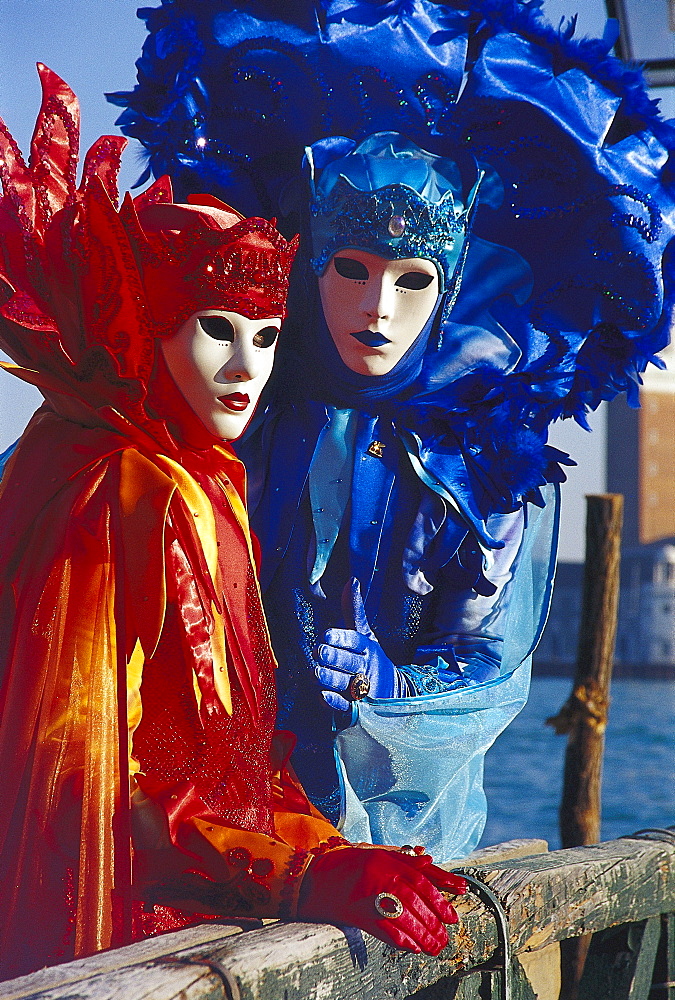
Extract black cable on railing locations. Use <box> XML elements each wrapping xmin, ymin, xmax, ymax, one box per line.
<box><xmin>454</xmin><ymin>872</ymin><xmax>512</xmax><ymax>1000</ymax></box>
<box><xmin>621</xmin><ymin>827</ymin><xmax>675</xmax><ymax>848</ymax></box>
<box><xmin>161</xmin><ymin>954</ymin><xmax>244</xmax><ymax>1000</ymax></box>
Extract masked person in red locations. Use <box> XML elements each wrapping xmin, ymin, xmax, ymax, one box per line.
<box><xmin>0</xmin><ymin>67</ymin><xmax>465</xmax><ymax>980</ymax></box>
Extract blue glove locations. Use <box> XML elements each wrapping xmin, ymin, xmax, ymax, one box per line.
<box><xmin>314</xmin><ymin>578</ymin><xmax>402</xmax><ymax>711</ymax></box>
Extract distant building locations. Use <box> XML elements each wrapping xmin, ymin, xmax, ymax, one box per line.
<box><xmin>534</xmin><ymin>562</ymin><xmax>583</xmax><ymax>671</ymax></box>
<box><xmin>536</xmin><ymin>542</ymin><xmax>675</xmax><ymax>677</ymax></box>
<box><xmin>616</xmin><ymin>539</ymin><xmax>675</xmax><ymax>669</ymax></box>
<box><xmin>607</xmin><ymin>349</ymin><xmax>675</xmax><ymax>546</ymax></box>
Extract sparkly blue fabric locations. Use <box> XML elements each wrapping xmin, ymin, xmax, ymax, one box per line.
<box><xmin>310</xmin><ymin>175</ymin><xmax>467</xmax><ymax>285</ymax></box>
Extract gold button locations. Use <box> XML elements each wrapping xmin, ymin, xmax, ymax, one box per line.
<box><xmin>366</xmin><ymin>441</ymin><xmax>386</xmax><ymax>459</ymax></box>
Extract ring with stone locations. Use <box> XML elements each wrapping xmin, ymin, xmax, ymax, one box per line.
<box><xmin>374</xmin><ymin>891</ymin><xmax>404</xmax><ymax>919</ymax></box>
<box><xmin>399</xmin><ymin>845</ymin><xmax>417</xmax><ymax>855</ymax></box>
<box><xmin>349</xmin><ymin>672</ymin><xmax>371</xmax><ymax>700</ymax></box>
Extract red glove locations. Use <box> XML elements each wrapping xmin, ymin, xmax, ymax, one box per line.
<box><xmin>296</xmin><ymin>846</ymin><xmax>467</xmax><ymax>955</ymax></box>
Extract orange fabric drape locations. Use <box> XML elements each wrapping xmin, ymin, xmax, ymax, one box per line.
<box><xmin>0</xmin><ymin>409</ymin><xmax>341</xmax><ymax>980</ymax></box>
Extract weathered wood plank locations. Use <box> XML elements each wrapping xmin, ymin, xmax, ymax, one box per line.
<box><xmin>0</xmin><ymin>924</ymin><xmax>248</xmax><ymax>1000</ymax></box>
<box><xmin>0</xmin><ymin>912</ymin><xmax>499</xmax><ymax>1000</ymax></box>
<box><xmin>629</xmin><ymin>917</ymin><xmax>662</xmax><ymax>1000</ymax></box>
<box><xmin>2</xmin><ymin>960</ymin><xmax>224</xmax><ymax>1000</ymax></box>
<box><xmin>409</xmin><ymin>970</ymin><xmax>485</xmax><ymax>999</ymax></box>
<box><xmin>577</xmin><ymin>916</ymin><xmax>661</xmax><ymax>1000</ymax></box>
<box><xmin>456</xmin><ymin>971</ymin><xmax>493</xmax><ymax>1000</ymax></box>
<box><xmin>451</xmin><ymin>971</ymin><xmax>483</xmax><ymax>999</ymax></box>
<box><xmin>183</xmin><ymin>913</ymin><xmax>499</xmax><ymax>1000</ymax></box>
<box><xmin>518</xmin><ymin>943</ymin><xmax>561</xmax><ymax>1000</ymax></box>
<box><xmin>446</xmin><ymin>839</ymin><xmax>549</xmax><ymax>868</ymax></box>
<box><xmin>652</xmin><ymin>912</ymin><xmax>675</xmax><ymax>1000</ymax></box>
<box><xmin>2</xmin><ymin>836</ymin><xmax>672</xmax><ymax>1000</ymax></box>
<box><xmin>465</xmin><ymin>836</ymin><xmax>675</xmax><ymax>955</ymax></box>
<box><xmin>511</xmin><ymin>958</ymin><xmax>539</xmax><ymax>1000</ymax></box>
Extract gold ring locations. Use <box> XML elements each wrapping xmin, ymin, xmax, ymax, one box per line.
<box><xmin>374</xmin><ymin>891</ymin><xmax>404</xmax><ymax>919</ymax></box>
<box><xmin>349</xmin><ymin>672</ymin><xmax>371</xmax><ymax>700</ymax></box>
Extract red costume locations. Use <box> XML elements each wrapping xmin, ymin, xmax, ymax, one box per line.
<box><xmin>0</xmin><ymin>65</ymin><xmax>339</xmax><ymax>978</ymax></box>
<box><xmin>0</xmin><ymin>66</ymin><xmax>464</xmax><ymax>980</ymax></box>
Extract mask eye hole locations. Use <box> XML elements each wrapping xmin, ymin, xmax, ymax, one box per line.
<box><xmin>333</xmin><ymin>257</ymin><xmax>369</xmax><ymax>281</ymax></box>
<box><xmin>395</xmin><ymin>271</ymin><xmax>434</xmax><ymax>290</ymax></box>
<box><xmin>198</xmin><ymin>316</ymin><xmax>235</xmax><ymax>342</ymax></box>
<box><xmin>252</xmin><ymin>325</ymin><xmax>279</xmax><ymax>349</ymax></box>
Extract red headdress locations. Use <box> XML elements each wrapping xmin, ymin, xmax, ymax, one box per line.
<box><xmin>134</xmin><ymin>194</ymin><xmax>297</xmax><ymax>333</ymax></box>
<box><xmin>0</xmin><ymin>64</ymin><xmax>298</xmax><ymax>428</ymax></box>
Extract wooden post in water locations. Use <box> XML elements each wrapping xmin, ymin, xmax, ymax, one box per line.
<box><xmin>550</xmin><ymin>493</ymin><xmax>623</xmax><ymax>846</ymax></box>
<box><xmin>547</xmin><ymin>493</ymin><xmax>623</xmax><ymax>997</ymax></box>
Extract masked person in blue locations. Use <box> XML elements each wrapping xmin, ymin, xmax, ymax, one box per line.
<box><xmin>236</xmin><ymin>132</ymin><xmax>559</xmax><ymax>857</ymax></box>
<box><xmin>113</xmin><ymin>0</ymin><xmax>675</xmax><ymax>859</ymax></box>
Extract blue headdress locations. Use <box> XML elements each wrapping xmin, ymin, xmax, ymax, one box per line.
<box><xmin>307</xmin><ymin>132</ymin><xmax>485</xmax><ymax>296</ymax></box>
<box><xmin>111</xmin><ymin>0</ymin><xmax>675</xmax><ymax>509</ymax></box>
<box><xmin>297</xmin><ymin>130</ymin><xmax>516</xmax><ymax>414</ymax></box>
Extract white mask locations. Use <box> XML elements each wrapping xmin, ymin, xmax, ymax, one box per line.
<box><xmin>161</xmin><ymin>309</ymin><xmax>281</xmax><ymax>441</ymax></box>
<box><xmin>318</xmin><ymin>249</ymin><xmax>439</xmax><ymax>376</ymax></box>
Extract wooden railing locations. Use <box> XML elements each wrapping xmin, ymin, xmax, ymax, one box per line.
<box><xmin>1</xmin><ymin>831</ymin><xmax>673</xmax><ymax>1000</ymax></box>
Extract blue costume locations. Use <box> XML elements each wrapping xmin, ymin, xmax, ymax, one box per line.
<box><xmin>243</xmin><ymin>397</ymin><xmax>558</xmax><ymax>854</ymax></box>
<box><xmin>236</xmin><ymin>134</ymin><xmax>561</xmax><ymax>855</ymax></box>
<box><xmin>113</xmin><ymin>0</ymin><xmax>675</xmax><ymax>858</ymax></box>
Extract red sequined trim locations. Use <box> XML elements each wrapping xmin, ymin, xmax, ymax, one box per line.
<box><xmin>310</xmin><ymin>836</ymin><xmax>350</xmax><ymax>856</ymax></box>
<box><xmin>279</xmin><ymin>848</ymin><xmax>311</xmax><ymax>921</ymax></box>
<box><xmin>227</xmin><ymin>846</ymin><xmax>253</xmax><ymax>868</ymax></box>
<box><xmin>251</xmin><ymin>857</ymin><xmax>273</xmax><ymax>878</ymax></box>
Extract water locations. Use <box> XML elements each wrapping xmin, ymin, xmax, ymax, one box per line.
<box><xmin>480</xmin><ymin>677</ymin><xmax>675</xmax><ymax>850</ymax></box>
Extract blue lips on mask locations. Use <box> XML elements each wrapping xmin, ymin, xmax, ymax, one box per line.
<box><xmin>350</xmin><ymin>330</ymin><xmax>391</xmax><ymax>347</ymax></box>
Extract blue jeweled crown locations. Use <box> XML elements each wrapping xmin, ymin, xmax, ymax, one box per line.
<box><xmin>309</xmin><ymin>178</ymin><xmax>482</xmax><ymax>292</ymax></box>
<box><xmin>306</xmin><ymin>133</ymin><xmax>484</xmax><ymax>294</ymax></box>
